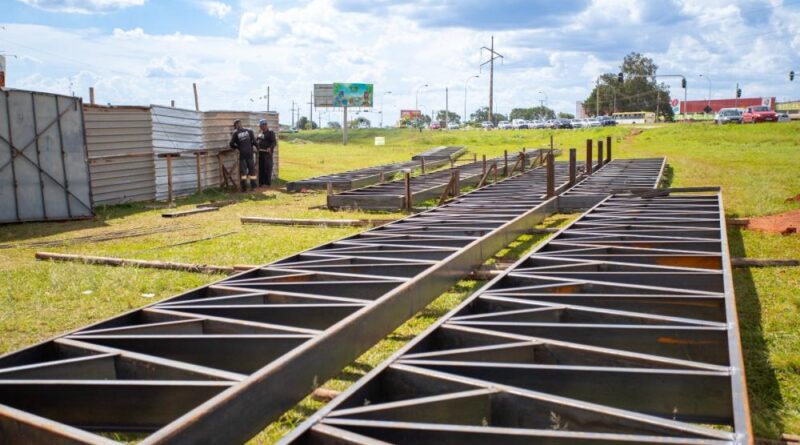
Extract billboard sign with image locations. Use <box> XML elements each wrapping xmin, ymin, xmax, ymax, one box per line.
<box><xmin>333</xmin><ymin>83</ymin><xmax>373</xmax><ymax>107</ymax></box>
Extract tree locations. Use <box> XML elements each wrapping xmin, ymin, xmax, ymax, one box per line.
<box><xmin>296</xmin><ymin>116</ymin><xmax>318</xmax><ymax>130</ymax></box>
<box><xmin>510</xmin><ymin>107</ymin><xmax>555</xmax><ymax>120</ymax></box>
<box><xmin>470</xmin><ymin>107</ymin><xmax>506</xmax><ymax>123</ymax></box>
<box><xmin>327</xmin><ymin>121</ymin><xmax>341</xmax><ymax>129</ymax></box>
<box><xmin>584</xmin><ymin>52</ymin><xmax>674</xmax><ymax>120</ymax></box>
<box><xmin>558</xmin><ymin>112</ymin><xmax>575</xmax><ymax>119</ymax></box>
<box><xmin>348</xmin><ymin>116</ymin><xmax>371</xmax><ymax>128</ymax></box>
<box><xmin>435</xmin><ymin>110</ymin><xmax>461</xmax><ymax>123</ymax></box>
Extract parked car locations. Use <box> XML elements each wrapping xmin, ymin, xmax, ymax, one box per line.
<box><xmin>429</xmin><ymin>121</ymin><xmax>441</xmax><ymax>130</ymax></box>
<box><xmin>597</xmin><ymin>116</ymin><xmax>617</xmax><ymax>126</ymax></box>
<box><xmin>777</xmin><ymin>112</ymin><xmax>791</xmax><ymax>122</ymax></box>
<box><xmin>498</xmin><ymin>120</ymin><xmax>513</xmax><ymax>130</ymax></box>
<box><xmin>714</xmin><ymin>108</ymin><xmax>743</xmax><ymax>125</ymax></box>
<box><xmin>585</xmin><ymin>118</ymin><xmax>602</xmax><ymax>127</ymax></box>
<box><xmin>480</xmin><ymin>121</ymin><xmax>494</xmax><ymax>129</ymax></box>
<box><xmin>447</xmin><ymin>122</ymin><xmax>460</xmax><ymax>130</ymax></box>
<box><xmin>530</xmin><ymin>120</ymin><xmax>547</xmax><ymax>129</ymax></box>
<box><xmin>742</xmin><ymin>105</ymin><xmax>778</xmax><ymax>123</ymax></box>
<box><xmin>571</xmin><ymin>119</ymin><xmax>585</xmax><ymax>129</ymax></box>
<box><xmin>511</xmin><ymin>119</ymin><xmax>529</xmax><ymax>129</ymax></box>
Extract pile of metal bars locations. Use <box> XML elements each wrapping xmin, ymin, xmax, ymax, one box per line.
<box><xmin>282</xmin><ymin>191</ymin><xmax>751</xmax><ymax>445</ymax></box>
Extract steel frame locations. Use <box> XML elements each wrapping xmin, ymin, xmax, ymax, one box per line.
<box><xmin>0</xmin><ymin>162</ymin><xmax>567</xmax><ymax>444</ymax></box>
<box><xmin>286</xmin><ymin>146</ymin><xmax>464</xmax><ymax>192</ymax></box>
<box><xmin>328</xmin><ymin>149</ymin><xmax>563</xmax><ymax>211</ymax></box>
<box><xmin>559</xmin><ymin>158</ymin><xmax>666</xmax><ymax>211</ymax></box>
<box><xmin>282</xmin><ymin>191</ymin><xmax>751</xmax><ymax>445</ymax></box>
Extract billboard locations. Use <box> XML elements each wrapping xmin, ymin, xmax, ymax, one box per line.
<box><xmin>314</xmin><ymin>84</ymin><xmax>334</xmax><ymax>107</ymax></box>
<box><xmin>333</xmin><ymin>83</ymin><xmax>373</xmax><ymax>107</ymax></box>
<box><xmin>670</xmin><ymin>98</ymin><xmax>680</xmax><ymax>115</ymax></box>
<box><xmin>401</xmin><ymin>109</ymin><xmax>422</xmax><ymax>119</ymax></box>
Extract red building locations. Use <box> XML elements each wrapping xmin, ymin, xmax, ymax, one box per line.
<box><xmin>680</xmin><ymin>97</ymin><xmax>775</xmax><ymax>114</ymax></box>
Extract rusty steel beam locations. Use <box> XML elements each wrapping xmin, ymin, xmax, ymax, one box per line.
<box><xmin>281</xmin><ymin>191</ymin><xmax>751</xmax><ymax>445</ymax></box>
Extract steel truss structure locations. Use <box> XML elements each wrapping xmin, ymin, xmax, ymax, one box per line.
<box><xmin>286</xmin><ymin>147</ymin><xmax>464</xmax><ymax>192</ymax></box>
<box><xmin>0</xmin><ymin>161</ymin><xmax>573</xmax><ymax>444</ymax></box>
<box><xmin>282</xmin><ymin>191</ymin><xmax>751</xmax><ymax>445</ymax></box>
<box><xmin>328</xmin><ymin>149</ymin><xmax>562</xmax><ymax>211</ymax></box>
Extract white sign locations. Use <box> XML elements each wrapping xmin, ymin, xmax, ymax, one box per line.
<box><xmin>314</xmin><ymin>83</ymin><xmax>334</xmax><ymax>108</ymax></box>
<box><xmin>374</xmin><ymin>136</ymin><xmax>385</xmax><ymax>146</ymax></box>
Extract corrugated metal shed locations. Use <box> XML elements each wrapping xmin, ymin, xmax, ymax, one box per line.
<box><xmin>84</xmin><ymin>105</ymin><xmax>155</xmax><ymax>205</ymax></box>
<box><xmin>202</xmin><ymin>110</ymin><xmax>279</xmax><ymax>185</ymax></box>
<box><xmin>0</xmin><ymin>89</ymin><xmax>93</xmax><ymax>223</ymax></box>
<box><xmin>151</xmin><ymin>105</ymin><xmax>203</xmax><ymax>201</ymax></box>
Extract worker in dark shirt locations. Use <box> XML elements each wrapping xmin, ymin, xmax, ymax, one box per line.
<box><xmin>229</xmin><ymin>119</ymin><xmax>257</xmax><ymax>191</ymax></box>
<box><xmin>256</xmin><ymin>118</ymin><xmax>277</xmax><ymax>187</ymax></box>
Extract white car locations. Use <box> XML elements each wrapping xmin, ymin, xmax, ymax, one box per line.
<box><xmin>571</xmin><ymin>119</ymin><xmax>585</xmax><ymax>129</ymax></box>
<box><xmin>511</xmin><ymin>119</ymin><xmax>529</xmax><ymax>129</ymax></box>
<box><xmin>480</xmin><ymin>121</ymin><xmax>494</xmax><ymax>129</ymax></box>
<box><xmin>777</xmin><ymin>112</ymin><xmax>791</xmax><ymax>122</ymax></box>
<box><xmin>585</xmin><ymin>118</ymin><xmax>602</xmax><ymax>127</ymax></box>
<box><xmin>498</xmin><ymin>120</ymin><xmax>513</xmax><ymax>130</ymax></box>
<box><xmin>447</xmin><ymin>122</ymin><xmax>460</xmax><ymax>130</ymax></box>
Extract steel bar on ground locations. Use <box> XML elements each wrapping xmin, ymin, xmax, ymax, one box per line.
<box><xmin>0</xmin><ymin>160</ymin><xmax>571</xmax><ymax>445</ymax></box>
<box><xmin>281</xmin><ymin>190</ymin><xmax>751</xmax><ymax>445</ymax></box>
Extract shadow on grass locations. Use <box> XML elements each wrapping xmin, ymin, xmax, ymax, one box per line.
<box><xmin>727</xmin><ymin>226</ymin><xmax>784</xmax><ymax>438</ymax></box>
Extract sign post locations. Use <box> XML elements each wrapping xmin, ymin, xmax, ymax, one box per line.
<box><xmin>343</xmin><ymin>105</ymin><xmax>348</xmax><ymax>145</ymax></box>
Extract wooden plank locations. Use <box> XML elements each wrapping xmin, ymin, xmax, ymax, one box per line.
<box><xmin>162</xmin><ymin>207</ymin><xmax>219</xmax><ymax>218</ymax></box>
<box><xmin>35</xmin><ymin>252</ymin><xmax>242</xmax><ymax>275</ymax></box>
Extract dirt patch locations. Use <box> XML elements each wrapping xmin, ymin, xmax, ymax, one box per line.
<box><xmin>785</xmin><ymin>193</ymin><xmax>800</xmax><ymax>203</ymax></box>
<box><xmin>624</xmin><ymin>127</ymin><xmax>644</xmax><ymax>143</ymax></box>
<box><xmin>746</xmin><ymin>209</ymin><xmax>800</xmax><ymax>235</ymax></box>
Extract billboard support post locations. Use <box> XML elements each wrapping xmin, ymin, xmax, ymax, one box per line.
<box><xmin>343</xmin><ymin>105</ymin><xmax>348</xmax><ymax>145</ymax></box>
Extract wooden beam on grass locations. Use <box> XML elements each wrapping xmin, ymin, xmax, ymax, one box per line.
<box><xmin>35</xmin><ymin>252</ymin><xmax>256</xmax><ymax>275</ymax></box>
<box><xmin>240</xmin><ymin>217</ymin><xmax>394</xmax><ymax>227</ymax></box>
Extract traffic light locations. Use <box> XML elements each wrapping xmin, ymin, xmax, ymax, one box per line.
<box><xmin>681</xmin><ymin>78</ymin><xmax>687</xmax><ymax>89</ymax></box>
<box><xmin>617</xmin><ymin>72</ymin><xmax>624</xmax><ymax>83</ymax></box>
<box><xmin>736</xmin><ymin>88</ymin><xmax>742</xmax><ymax>98</ymax></box>
<box><xmin>791</xmin><ymin>71</ymin><xmax>796</xmax><ymax>81</ymax></box>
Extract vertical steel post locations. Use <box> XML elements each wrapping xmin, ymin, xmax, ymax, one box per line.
<box><xmin>597</xmin><ymin>140</ymin><xmax>604</xmax><ymax>168</ymax></box>
<box><xmin>482</xmin><ymin>154</ymin><xmax>486</xmax><ymax>176</ymax></box>
<box><xmin>546</xmin><ymin>151</ymin><xmax>555</xmax><ymax>198</ymax></box>
<box><xmin>520</xmin><ymin>151</ymin><xmax>526</xmax><ymax>172</ymax></box>
<box><xmin>569</xmin><ymin>148</ymin><xmax>576</xmax><ymax>186</ymax></box>
<box><xmin>404</xmin><ymin>172</ymin><xmax>411</xmax><ymax>211</ymax></box>
<box><xmin>193</xmin><ymin>83</ymin><xmax>200</xmax><ymax>111</ymax></box>
<box><xmin>586</xmin><ymin>139</ymin><xmax>593</xmax><ymax>175</ymax></box>
<box><xmin>327</xmin><ymin>182</ymin><xmax>333</xmax><ymax>196</ymax></box>
<box><xmin>606</xmin><ymin>136</ymin><xmax>612</xmax><ymax>162</ymax></box>
<box><xmin>166</xmin><ymin>155</ymin><xmax>174</xmax><ymax>203</ymax></box>
<box><xmin>453</xmin><ymin>169</ymin><xmax>460</xmax><ymax>197</ymax></box>
<box><xmin>421</xmin><ymin>158</ymin><xmax>426</xmax><ymax>174</ymax></box>
<box><xmin>195</xmin><ymin>152</ymin><xmax>202</xmax><ymax>193</ymax></box>
<box><xmin>503</xmin><ymin>150</ymin><xmax>508</xmax><ymax>176</ymax></box>
<box><xmin>89</xmin><ymin>87</ymin><xmax>95</xmax><ymax>105</ymax></box>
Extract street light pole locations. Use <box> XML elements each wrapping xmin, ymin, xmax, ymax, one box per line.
<box><xmin>537</xmin><ymin>91</ymin><xmax>548</xmax><ymax>108</ymax></box>
<box><xmin>381</xmin><ymin>91</ymin><xmax>392</xmax><ymax>128</ymax></box>
<box><xmin>464</xmin><ymin>75</ymin><xmax>479</xmax><ymax>125</ymax></box>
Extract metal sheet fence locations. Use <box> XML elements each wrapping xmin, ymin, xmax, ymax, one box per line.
<box><xmin>0</xmin><ymin>89</ymin><xmax>93</xmax><ymax>222</ymax></box>
<box><xmin>282</xmin><ymin>191</ymin><xmax>751</xmax><ymax>445</ymax></box>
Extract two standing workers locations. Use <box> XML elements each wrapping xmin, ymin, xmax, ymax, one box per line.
<box><xmin>229</xmin><ymin>118</ymin><xmax>276</xmax><ymax>191</ymax></box>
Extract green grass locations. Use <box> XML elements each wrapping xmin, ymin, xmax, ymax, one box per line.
<box><xmin>1</xmin><ymin>122</ymin><xmax>799</xmax><ymax>440</ymax></box>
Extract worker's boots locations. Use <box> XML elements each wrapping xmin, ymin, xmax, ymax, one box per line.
<box><xmin>250</xmin><ymin>179</ymin><xmax>258</xmax><ymax>190</ymax></box>
<box><xmin>240</xmin><ymin>180</ymin><xmax>248</xmax><ymax>191</ymax></box>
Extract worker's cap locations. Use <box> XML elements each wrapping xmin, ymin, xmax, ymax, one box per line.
<box><xmin>232</xmin><ymin>119</ymin><xmax>242</xmax><ymax>126</ymax></box>
<box><xmin>259</xmin><ymin>119</ymin><xmax>268</xmax><ymax>126</ymax></box>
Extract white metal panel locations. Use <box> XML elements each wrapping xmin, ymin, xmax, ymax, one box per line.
<box><xmin>151</xmin><ymin>105</ymin><xmax>203</xmax><ymax>201</ymax></box>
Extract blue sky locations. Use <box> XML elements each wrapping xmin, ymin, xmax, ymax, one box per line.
<box><xmin>1</xmin><ymin>0</ymin><xmax>799</xmax><ymax>125</ymax></box>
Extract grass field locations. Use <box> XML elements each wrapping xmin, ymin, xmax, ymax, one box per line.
<box><xmin>1</xmin><ymin>122</ymin><xmax>799</xmax><ymax>440</ymax></box>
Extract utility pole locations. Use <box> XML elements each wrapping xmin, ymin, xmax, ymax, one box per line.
<box><xmin>480</xmin><ymin>36</ymin><xmax>503</xmax><ymax>125</ymax></box>
<box><xmin>290</xmin><ymin>101</ymin><xmax>297</xmax><ymax>129</ymax></box>
<box><xmin>445</xmin><ymin>87</ymin><xmax>449</xmax><ymax>128</ymax></box>
<box><xmin>308</xmin><ymin>92</ymin><xmax>313</xmax><ymax>130</ymax></box>
<box><xmin>267</xmin><ymin>86</ymin><xmax>270</xmax><ymax>111</ymax></box>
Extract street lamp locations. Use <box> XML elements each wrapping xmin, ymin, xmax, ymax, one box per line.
<box><xmin>464</xmin><ymin>75</ymin><xmax>479</xmax><ymax>125</ymax></box>
<box><xmin>381</xmin><ymin>91</ymin><xmax>392</xmax><ymax>128</ymax></box>
<box><xmin>699</xmin><ymin>74</ymin><xmax>712</xmax><ymax>110</ymax></box>
<box><xmin>537</xmin><ymin>91</ymin><xmax>548</xmax><ymax>108</ymax></box>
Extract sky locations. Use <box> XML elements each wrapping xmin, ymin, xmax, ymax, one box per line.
<box><xmin>1</xmin><ymin>0</ymin><xmax>799</xmax><ymax>126</ymax></box>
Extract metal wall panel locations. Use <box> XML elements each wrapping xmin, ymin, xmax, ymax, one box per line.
<box><xmin>0</xmin><ymin>89</ymin><xmax>93</xmax><ymax>223</ymax></box>
<box><xmin>84</xmin><ymin>106</ymin><xmax>155</xmax><ymax>205</ymax></box>
<box><xmin>151</xmin><ymin>106</ymin><xmax>203</xmax><ymax>201</ymax></box>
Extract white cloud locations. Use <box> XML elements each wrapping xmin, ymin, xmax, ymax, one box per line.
<box><xmin>202</xmin><ymin>1</ymin><xmax>231</xmax><ymax>19</ymax></box>
<box><xmin>16</xmin><ymin>0</ymin><xmax>146</xmax><ymax>14</ymax></box>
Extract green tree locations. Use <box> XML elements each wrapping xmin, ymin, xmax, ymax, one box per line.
<box><xmin>296</xmin><ymin>116</ymin><xmax>318</xmax><ymax>130</ymax></box>
<box><xmin>558</xmin><ymin>112</ymin><xmax>575</xmax><ymax>119</ymax></box>
<box><xmin>348</xmin><ymin>116</ymin><xmax>371</xmax><ymax>128</ymax></box>
<box><xmin>584</xmin><ymin>52</ymin><xmax>674</xmax><ymax>120</ymax></box>
<box><xmin>510</xmin><ymin>106</ymin><xmax>555</xmax><ymax>120</ymax></box>
<box><xmin>470</xmin><ymin>107</ymin><xmax>506</xmax><ymax>123</ymax></box>
<box><xmin>327</xmin><ymin>121</ymin><xmax>341</xmax><ymax>129</ymax></box>
<box><xmin>435</xmin><ymin>110</ymin><xmax>461</xmax><ymax>123</ymax></box>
